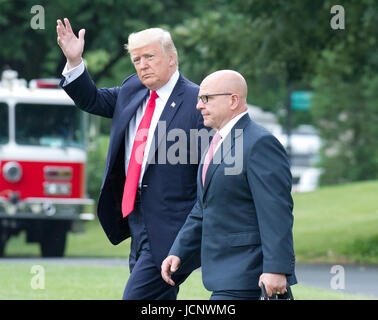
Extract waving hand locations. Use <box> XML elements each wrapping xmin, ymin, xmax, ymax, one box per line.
<box><xmin>56</xmin><ymin>18</ymin><xmax>85</xmax><ymax>70</ymax></box>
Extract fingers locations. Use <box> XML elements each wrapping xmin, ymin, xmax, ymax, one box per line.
<box><xmin>262</xmin><ymin>282</ymin><xmax>274</xmax><ymax>297</ymax></box>
<box><xmin>259</xmin><ymin>273</ymin><xmax>287</xmax><ymax>297</ymax></box>
<box><xmin>64</xmin><ymin>18</ymin><xmax>73</xmax><ymax>33</ymax></box>
<box><xmin>56</xmin><ymin>18</ymin><xmax>71</xmax><ymax>34</ymax></box>
<box><xmin>56</xmin><ymin>18</ymin><xmax>76</xmax><ymax>37</ymax></box>
<box><xmin>78</xmin><ymin>29</ymin><xmax>86</xmax><ymax>41</ymax></box>
<box><xmin>161</xmin><ymin>256</ymin><xmax>181</xmax><ymax>287</ymax></box>
<box><xmin>161</xmin><ymin>259</ymin><xmax>175</xmax><ymax>286</ymax></box>
<box><xmin>260</xmin><ymin>282</ymin><xmax>285</xmax><ymax>297</ymax></box>
<box><xmin>56</xmin><ymin>19</ymin><xmax>64</xmax><ymax>30</ymax></box>
<box><xmin>271</xmin><ymin>286</ymin><xmax>287</xmax><ymax>295</ymax></box>
<box><xmin>56</xmin><ymin>19</ymin><xmax>65</xmax><ymax>37</ymax></box>
<box><xmin>170</xmin><ymin>258</ymin><xmax>180</xmax><ymax>273</ymax></box>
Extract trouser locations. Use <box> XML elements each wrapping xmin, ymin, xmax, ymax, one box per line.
<box><xmin>210</xmin><ymin>289</ymin><xmax>261</xmax><ymax>300</ymax></box>
<box><xmin>122</xmin><ymin>194</ymin><xmax>189</xmax><ymax>300</ymax></box>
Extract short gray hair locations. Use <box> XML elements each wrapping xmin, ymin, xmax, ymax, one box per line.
<box><xmin>125</xmin><ymin>28</ymin><xmax>178</xmax><ymax>65</ymax></box>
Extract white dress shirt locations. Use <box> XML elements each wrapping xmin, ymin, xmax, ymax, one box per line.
<box><xmin>62</xmin><ymin>61</ymin><xmax>180</xmax><ymax>186</ymax></box>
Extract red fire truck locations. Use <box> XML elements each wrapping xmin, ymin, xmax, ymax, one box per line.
<box><xmin>0</xmin><ymin>70</ymin><xmax>94</xmax><ymax>257</ymax></box>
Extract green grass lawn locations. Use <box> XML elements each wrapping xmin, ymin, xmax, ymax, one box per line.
<box><xmin>0</xmin><ymin>263</ymin><xmax>373</xmax><ymax>300</ymax></box>
<box><xmin>2</xmin><ymin>180</ymin><xmax>377</xmax><ymax>300</ymax></box>
<box><xmin>4</xmin><ymin>219</ymin><xmax>130</xmax><ymax>258</ymax></box>
<box><xmin>293</xmin><ymin>180</ymin><xmax>378</xmax><ymax>264</ymax></box>
<box><xmin>5</xmin><ymin>180</ymin><xmax>377</xmax><ymax>264</ymax></box>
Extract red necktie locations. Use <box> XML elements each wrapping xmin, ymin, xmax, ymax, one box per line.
<box><xmin>202</xmin><ymin>132</ymin><xmax>222</xmax><ymax>186</ymax></box>
<box><xmin>122</xmin><ymin>91</ymin><xmax>158</xmax><ymax>217</ymax></box>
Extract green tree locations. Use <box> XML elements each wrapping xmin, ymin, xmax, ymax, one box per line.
<box><xmin>86</xmin><ymin>135</ymin><xmax>109</xmax><ymax>202</ymax></box>
<box><xmin>172</xmin><ymin>0</ymin><xmax>378</xmax><ymax>184</ymax></box>
<box><xmin>2</xmin><ymin>0</ymin><xmax>377</xmax><ymax>185</ymax></box>
<box><xmin>171</xmin><ymin>0</ymin><xmax>334</xmax><ymax>125</ymax></box>
<box><xmin>311</xmin><ymin>0</ymin><xmax>378</xmax><ymax>184</ymax></box>
<box><xmin>0</xmin><ymin>0</ymin><xmax>200</xmax><ymax>136</ymax></box>
<box><xmin>0</xmin><ymin>0</ymin><xmax>198</xmax><ymax>80</ymax></box>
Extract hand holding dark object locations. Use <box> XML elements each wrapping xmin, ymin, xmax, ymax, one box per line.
<box><xmin>260</xmin><ymin>283</ymin><xmax>294</xmax><ymax>300</ymax></box>
<box><xmin>258</xmin><ymin>273</ymin><xmax>287</xmax><ymax>296</ymax></box>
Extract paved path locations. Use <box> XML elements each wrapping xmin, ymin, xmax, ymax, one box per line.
<box><xmin>1</xmin><ymin>258</ymin><xmax>377</xmax><ymax>298</ymax></box>
<box><xmin>295</xmin><ymin>263</ymin><xmax>378</xmax><ymax>298</ymax></box>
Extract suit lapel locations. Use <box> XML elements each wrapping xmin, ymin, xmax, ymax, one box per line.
<box><xmin>119</xmin><ymin>89</ymin><xmax>149</xmax><ymax>132</ymax></box>
<box><xmin>202</xmin><ymin>114</ymin><xmax>250</xmax><ymax>199</ymax></box>
<box><xmin>110</xmin><ymin>88</ymin><xmax>149</xmax><ymax>159</ymax></box>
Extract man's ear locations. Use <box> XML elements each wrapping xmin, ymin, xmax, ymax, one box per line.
<box><xmin>169</xmin><ymin>54</ymin><xmax>176</xmax><ymax>67</ymax></box>
<box><xmin>230</xmin><ymin>94</ymin><xmax>240</xmax><ymax>110</ymax></box>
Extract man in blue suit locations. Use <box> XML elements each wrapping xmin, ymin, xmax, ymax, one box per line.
<box><xmin>161</xmin><ymin>70</ymin><xmax>297</xmax><ymax>300</ymax></box>
<box><xmin>57</xmin><ymin>19</ymin><xmax>206</xmax><ymax>299</ymax></box>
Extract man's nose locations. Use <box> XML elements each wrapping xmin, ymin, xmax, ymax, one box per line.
<box><xmin>196</xmin><ymin>100</ymin><xmax>204</xmax><ymax>110</ymax></box>
<box><xmin>140</xmin><ymin>57</ymin><xmax>149</xmax><ymax>69</ymax></box>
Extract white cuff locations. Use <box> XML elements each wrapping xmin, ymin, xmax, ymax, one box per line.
<box><xmin>61</xmin><ymin>60</ymin><xmax>85</xmax><ymax>86</ymax></box>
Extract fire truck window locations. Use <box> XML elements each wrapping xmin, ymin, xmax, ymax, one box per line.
<box><xmin>0</xmin><ymin>103</ymin><xmax>8</xmax><ymax>144</ymax></box>
<box><xmin>15</xmin><ymin>103</ymin><xmax>84</xmax><ymax>148</ymax></box>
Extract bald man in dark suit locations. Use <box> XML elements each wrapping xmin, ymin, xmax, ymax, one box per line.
<box><xmin>162</xmin><ymin>70</ymin><xmax>297</xmax><ymax>300</ymax></box>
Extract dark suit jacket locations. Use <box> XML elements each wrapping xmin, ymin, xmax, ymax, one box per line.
<box><xmin>169</xmin><ymin>113</ymin><xmax>297</xmax><ymax>291</ymax></box>
<box><xmin>61</xmin><ymin>69</ymin><xmax>205</xmax><ymax>270</ymax></box>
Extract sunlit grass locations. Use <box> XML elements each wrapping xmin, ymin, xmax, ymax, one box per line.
<box><xmin>0</xmin><ymin>263</ymin><xmax>372</xmax><ymax>300</ymax></box>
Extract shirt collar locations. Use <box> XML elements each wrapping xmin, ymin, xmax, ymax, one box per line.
<box><xmin>154</xmin><ymin>69</ymin><xmax>179</xmax><ymax>105</ymax></box>
<box><xmin>218</xmin><ymin>111</ymin><xmax>248</xmax><ymax>140</ymax></box>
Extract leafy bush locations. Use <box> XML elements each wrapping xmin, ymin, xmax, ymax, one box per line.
<box><xmin>86</xmin><ymin>135</ymin><xmax>109</xmax><ymax>203</ymax></box>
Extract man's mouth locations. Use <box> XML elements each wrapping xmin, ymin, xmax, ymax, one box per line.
<box><xmin>142</xmin><ymin>73</ymin><xmax>153</xmax><ymax>79</ymax></box>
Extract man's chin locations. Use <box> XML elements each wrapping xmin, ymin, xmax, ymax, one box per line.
<box><xmin>203</xmin><ymin>119</ymin><xmax>212</xmax><ymax>128</ymax></box>
<box><xmin>141</xmin><ymin>78</ymin><xmax>159</xmax><ymax>91</ymax></box>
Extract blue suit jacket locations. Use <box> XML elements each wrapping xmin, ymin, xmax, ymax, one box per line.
<box><xmin>61</xmin><ymin>69</ymin><xmax>205</xmax><ymax>270</ymax></box>
<box><xmin>169</xmin><ymin>114</ymin><xmax>297</xmax><ymax>291</ymax></box>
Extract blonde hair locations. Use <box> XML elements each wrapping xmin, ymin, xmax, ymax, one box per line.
<box><xmin>125</xmin><ymin>28</ymin><xmax>178</xmax><ymax>65</ymax></box>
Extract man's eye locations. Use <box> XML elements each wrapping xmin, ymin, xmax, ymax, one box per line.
<box><xmin>133</xmin><ymin>58</ymin><xmax>140</xmax><ymax>64</ymax></box>
<box><xmin>148</xmin><ymin>55</ymin><xmax>154</xmax><ymax>60</ymax></box>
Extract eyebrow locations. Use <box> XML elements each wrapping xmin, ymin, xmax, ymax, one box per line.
<box><xmin>132</xmin><ymin>50</ymin><xmax>156</xmax><ymax>58</ymax></box>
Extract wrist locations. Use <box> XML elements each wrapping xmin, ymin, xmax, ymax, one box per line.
<box><xmin>67</xmin><ymin>58</ymin><xmax>82</xmax><ymax>70</ymax></box>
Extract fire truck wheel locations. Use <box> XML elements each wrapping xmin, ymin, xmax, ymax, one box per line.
<box><xmin>40</xmin><ymin>221</ymin><xmax>70</xmax><ymax>257</ymax></box>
